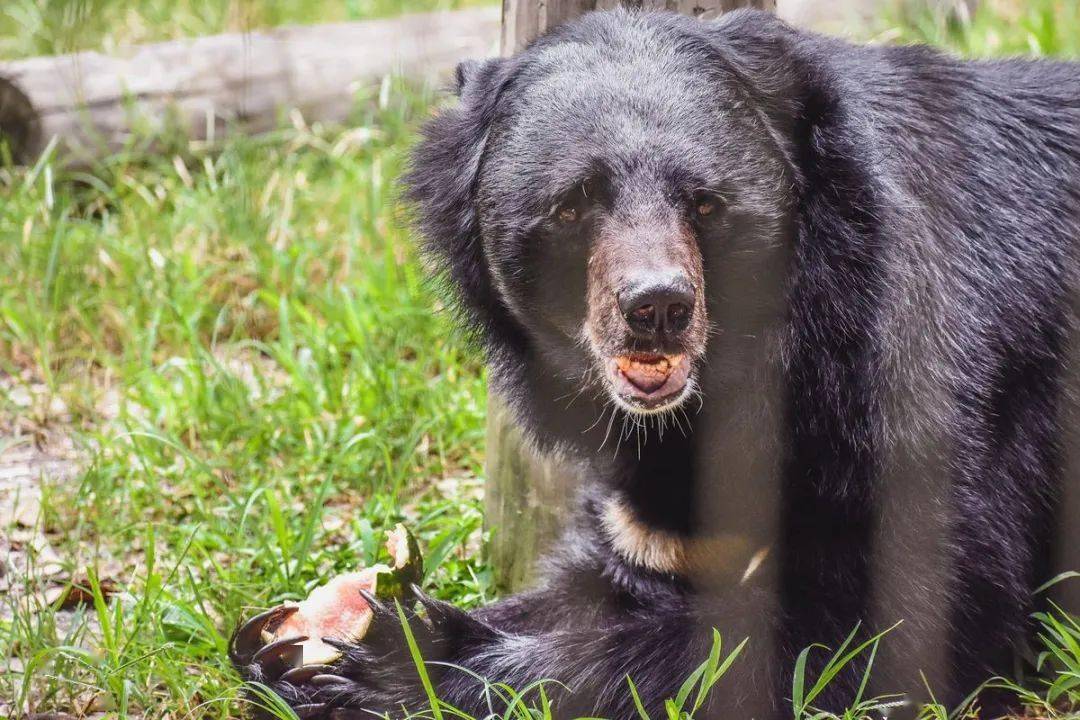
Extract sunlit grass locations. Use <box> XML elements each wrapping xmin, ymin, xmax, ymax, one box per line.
<box><xmin>0</xmin><ymin>79</ymin><xmax>491</xmax><ymax>719</ymax></box>
<box><xmin>880</xmin><ymin>0</ymin><xmax>1080</xmax><ymax>58</ymax></box>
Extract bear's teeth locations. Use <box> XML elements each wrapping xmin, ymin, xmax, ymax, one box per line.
<box><xmin>615</xmin><ymin>354</ymin><xmax>684</xmax><ymax>376</ymax></box>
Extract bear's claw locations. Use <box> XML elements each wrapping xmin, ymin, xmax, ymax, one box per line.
<box><xmin>294</xmin><ymin>703</ymin><xmax>329</xmax><ymax>719</ymax></box>
<box><xmin>253</xmin><ymin>635</ymin><xmax>307</xmax><ymax>666</ymax></box>
<box><xmin>230</xmin><ymin>605</ymin><xmax>299</xmax><ymax>664</ymax></box>
<box><xmin>280</xmin><ymin>664</ymin><xmax>336</xmax><ymax>684</ymax></box>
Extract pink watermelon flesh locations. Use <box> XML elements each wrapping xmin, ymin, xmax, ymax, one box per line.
<box><xmin>272</xmin><ymin>567</ymin><xmax>384</xmax><ymax>665</ymax></box>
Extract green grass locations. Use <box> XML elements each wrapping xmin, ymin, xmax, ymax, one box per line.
<box><xmin>880</xmin><ymin>0</ymin><xmax>1079</xmax><ymax>58</ymax></box>
<box><xmin>0</xmin><ymin>78</ymin><xmax>492</xmax><ymax>718</ymax></box>
<box><xmin>1</xmin><ymin>1</ymin><xmax>1079</xmax><ymax>719</ymax></box>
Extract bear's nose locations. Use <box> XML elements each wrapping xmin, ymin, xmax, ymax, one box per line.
<box><xmin>618</xmin><ymin>276</ymin><xmax>695</xmax><ymax>340</ymax></box>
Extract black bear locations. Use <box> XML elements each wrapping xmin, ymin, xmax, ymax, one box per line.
<box><xmin>231</xmin><ymin>9</ymin><xmax>1080</xmax><ymax>719</ymax></box>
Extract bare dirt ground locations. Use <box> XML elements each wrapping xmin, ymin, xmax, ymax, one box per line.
<box><xmin>1</xmin><ymin>377</ymin><xmax>82</xmax><ymax>599</ymax></box>
<box><xmin>0</xmin><ymin>373</ymin><xmax>128</xmax><ymax>718</ymax></box>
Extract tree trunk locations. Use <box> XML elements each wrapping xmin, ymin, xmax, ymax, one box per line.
<box><xmin>487</xmin><ymin>0</ymin><xmax>774</xmax><ymax>593</ymax></box>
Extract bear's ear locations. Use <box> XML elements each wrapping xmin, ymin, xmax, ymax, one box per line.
<box><xmin>453</xmin><ymin>58</ymin><xmax>494</xmax><ymax>96</ymax></box>
<box><xmin>703</xmin><ymin>10</ymin><xmax>885</xmax><ymax>255</ymax></box>
<box><xmin>404</xmin><ymin>56</ymin><xmax>521</xmax><ymax>351</ymax></box>
<box><xmin>698</xmin><ymin>11</ymin><xmax>804</xmax><ymax>170</ymax></box>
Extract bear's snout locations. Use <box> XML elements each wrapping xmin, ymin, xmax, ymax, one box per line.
<box><xmin>617</xmin><ymin>273</ymin><xmax>696</xmax><ymax>343</ymax></box>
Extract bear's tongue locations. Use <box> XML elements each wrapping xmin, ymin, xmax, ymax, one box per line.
<box><xmin>616</xmin><ymin>354</ymin><xmax>676</xmax><ymax>393</ymax></box>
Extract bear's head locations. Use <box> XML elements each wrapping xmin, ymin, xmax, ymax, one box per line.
<box><xmin>407</xmin><ymin>10</ymin><xmax>841</xmax><ymax>420</ymax></box>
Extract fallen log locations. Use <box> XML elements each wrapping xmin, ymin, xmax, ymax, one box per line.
<box><xmin>0</xmin><ymin>7</ymin><xmax>500</xmax><ymax>165</ymax></box>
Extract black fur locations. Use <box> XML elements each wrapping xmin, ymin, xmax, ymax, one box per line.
<box><xmin>234</xmin><ymin>9</ymin><xmax>1080</xmax><ymax>719</ymax></box>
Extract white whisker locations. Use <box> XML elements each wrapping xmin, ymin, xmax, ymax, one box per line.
<box><xmin>598</xmin><ymin>402</ymin><xmax>618</xmax><ymax>452</ymax></box>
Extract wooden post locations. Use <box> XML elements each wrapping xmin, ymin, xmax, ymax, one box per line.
<box><xmin>485</xmin><ymin>398</ymin><xmax>581</xmax><ymax>593</ymax></box>
<box><xmin>487</xmin><ymin>0</ymin><xmax>775</xmax><ymax>593</ymax></box>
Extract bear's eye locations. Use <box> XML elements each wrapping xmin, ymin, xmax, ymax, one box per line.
<box><xmin>692</xmin><ymin>191</ymin><xmax>724</xmax><ymax>220</ymax></box>
<box><xmin>553</xmin><ymin>180</ymin><xmax>594</xmax><ymax>224</ymax></box>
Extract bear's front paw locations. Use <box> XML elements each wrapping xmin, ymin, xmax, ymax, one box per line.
<box><xmin>230</xmin><ymin>585</ymin><xmax>494</xmax><ymax>719</ymax></box>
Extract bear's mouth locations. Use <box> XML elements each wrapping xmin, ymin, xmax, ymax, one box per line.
<box><xmin>606</xmin><ymin>352</ymin><xmax>693</xmax><ymax>413</ymax></box>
